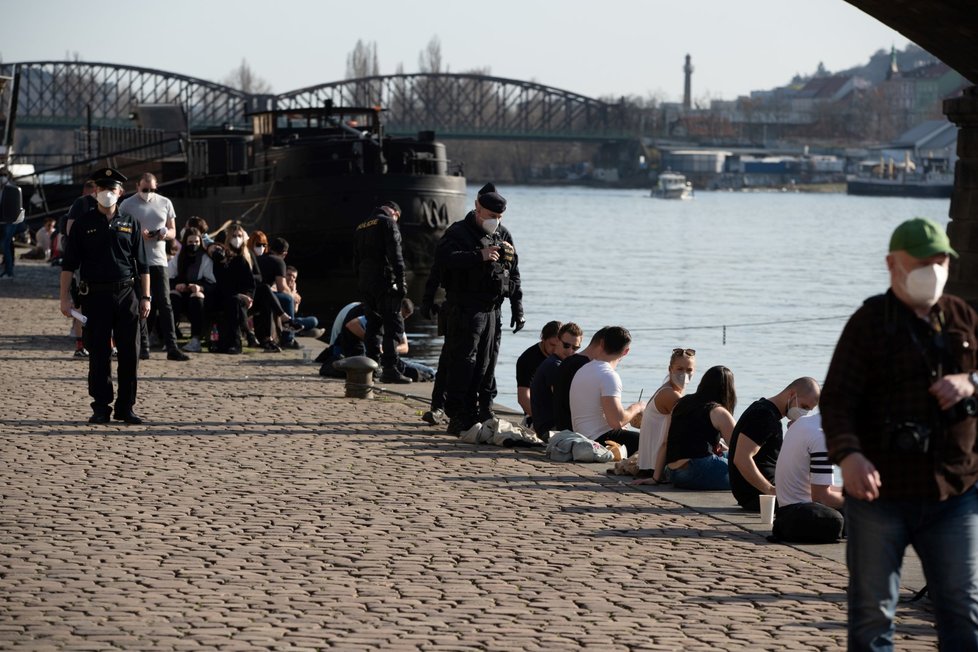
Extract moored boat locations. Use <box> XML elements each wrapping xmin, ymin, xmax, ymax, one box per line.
<box><xmin>651</xmin><ymin>171</ymin><xmax>694</xmax><ymax>200</ymax></box>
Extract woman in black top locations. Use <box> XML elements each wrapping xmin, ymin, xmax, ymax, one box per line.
<box><xmin>211</xmin><ymin>223</ymin><xmax>256</xmax><ymax>354</ymax></box>
<box><xmin>169</xmin><ymin>227</ymin><xmax>217</xmax><ymax>353</ymax></box>
<box><xmin>663</xmin><ymin>365</ymin><xmax>738</xmax><ymax>490</ymax></box>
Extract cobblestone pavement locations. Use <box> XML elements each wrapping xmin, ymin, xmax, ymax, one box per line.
<box><xmin>0</xmin><ymin>261</ymin><xmax>937</xmax><ymax>650</ymax></box>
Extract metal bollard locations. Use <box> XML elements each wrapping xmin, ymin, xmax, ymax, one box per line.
<box><xmin>333</xmin><ymin>355</ymin><xmax>379</xmax><ymax>399</ymax></box>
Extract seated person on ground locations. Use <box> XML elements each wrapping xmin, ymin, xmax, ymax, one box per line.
<box><xmin>515</xmin><ymin>320</ymin><xmax>562</xmax><ymax>426</ymax></box>
<box><xmin>210</xmin><ymin>223</ymin><xmax>256</xmax><ymax>354</ymax></box>
<box><xmin>249</xmin><ymin>230</ymin><xmax>291</xmax><ymax>352</ymax></box>
<box><xmin>728</xmin><ymin>377</ymin><xmax>821</xmax><ymax>512</ymax></box>
<box><xmin>552</xmin><ymin>327</ymin><xmax>607</xmax><ymax>434</ymax></box>
<box><xmin>567</xmin><ymin>326</ymin><xmax>644</xmax><ymax>454</ymax></box>
<box><xmin>529</xmin><ymin>322</ymin><xmax>584</xmax><ymax>441</ymax></box>
<box><xmin>633</xmin><ymin>347</ymin><xmax>696</xmax><ymax>484</ymax></box>
<box><xmin>285</xmin><ymin>265</ymin><xmax>324</xmax><ymax>338</ymax></box>
<box><xmin>20</xmin><ymin>218</ymin><xmax>56</xmax><ymax>260</ymax></box>
<box><xmin>319</xmin><ymin>299</ymin><xmax>434</xmax><ymax>381</ymax></box>
<box><xmin>772</xmin><ymin>412</ymin><xmax>845</xmax><ymax>543</ymax></box>
<box><xmin>663</xmin><ymin>365</ymin><xmax>737</xmax><ymax>490</ymax></box>
<box><xmin>168</xmin><ymin>227</ymin><xmax>216</xmax><ymax>353</ymax></box>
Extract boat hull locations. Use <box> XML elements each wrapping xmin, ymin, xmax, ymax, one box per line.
<box><xmin>846</xmin><ymin>178</ymin><xmax>952</xmax><ymax>198</ymax></box>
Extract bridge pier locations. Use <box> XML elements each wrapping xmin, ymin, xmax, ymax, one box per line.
<box><xmin>946</xmin><ymin>86</ymin><xmax>978</xmax><ymax>303</ymax></box>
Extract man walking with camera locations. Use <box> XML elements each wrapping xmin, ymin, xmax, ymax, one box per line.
<box><xmin>822</xmin><ymin>217</ymin><xmax>978</xmax><ymax>651</ymax></box>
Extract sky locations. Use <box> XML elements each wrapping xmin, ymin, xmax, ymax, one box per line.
<box><xmin>4</xmin><ymin>0</ymin><xmax>910</xmax><ymax>103</ymax></box>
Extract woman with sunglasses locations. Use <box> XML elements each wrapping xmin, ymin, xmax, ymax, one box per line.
<box><xmin>633</xmin><ymin>348</ymin><xmax>697</xmax><ymax>485</ymax></box>
<box><xmin>661</xmin><ymin>365</ymin><xmax>737</xmax><ymax>490</ymax></box>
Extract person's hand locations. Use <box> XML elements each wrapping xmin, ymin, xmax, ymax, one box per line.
<box><xmin>60</xmin><ymin>296</ymin><xmax>73</xmax><ymax>318</ymax></box>
<box><xmin>138</xmin><ymin>297</ymin><xmax>151</xmax><ymax>319</ymax></box>
<box><xmin>175</xmin><ymin>283</ymin><xmax>187</xmax><ymax>293</ymax></box>
<box><xmin>238</xmin><ymin>294</ymin><xmax>253</xmax><ymax>310</ymax></box>
<box><xmin>481</xmin><ymin>245</ymin><xmax>500</xmax><ymax>262</ymax></box>
<box><xmin>511</xmin><ymin>314</ymin><xmax>525</xmax><ymax>333</ymax></box>
<box><xmin>628</xmin><ymin>401</ymin><xmax>645</xmax><ymax>414</ymax></box>
<box><xmin>930</xmin><ymin>373</ymin><xmax>975</xmax><ymax>410</ymax></box>
<box><xmin>840</xmin><ymin>452</ymin><xmax>881</xmax><ymax>502</ymax></box>
<box><xmin>498</xmin><ymin>241</ymin><xmax>516</xmax><ymax>265</ymax></box>
<box><xmin>141</xmin><ymin>228</ymin><xmax>155</xmax><ymax>241</ymax></box>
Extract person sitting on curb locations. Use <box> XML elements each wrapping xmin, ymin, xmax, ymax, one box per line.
<box><xmin>285</xmin><ymin>266</ymin><xmax>324</xmax><ymax>338</ymax></box>
<box><xmin>167</xmin><ymin>227</ymin><xmax>216</xmax><ymax>353</ymax></box>
<box><xmin>529</xmin><ymin>322</ymin><xmax>584</xmax><ymax>441</ymax></box>
<box><xmin>552</xmin><ymin>327</ymin><xmax>607</xmax><ymax>434</ymax></box>
<box><xmin>567</xmin><ymin>326</ymin><xmax>644</xmax><ymax>454</ymax></box>
<box><xmin>771</xmin><ymin>412</ymin><xmax>845</xmax><ymax>543</ymax></box>
<box><xmin>318</xmin><ymin>299</ymin><xmax>433</xmax><ymax>381</ymax></box>
<box><xmin>515</xmin><ymin>320</ymin><xmax>562</xmax><ymax>428</ymax></box>
<box><xmin>728</xmin><ymin>377</ymin><xmax>821</xmax><ymax>512</ymax></box>
<box><xmin>633</xmin><ymin>347</ymin><xmax>697</xmax><ymax>484</ymax></box>
<box><xmin>662</xmin><ymin>365</ymin><xmax>737</xmax><ymax>490</ymax></box>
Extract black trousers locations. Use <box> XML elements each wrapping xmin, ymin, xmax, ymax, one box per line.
<box><xmin>772</xmin><ymin>501</ymin><xmax>845</xmax><ymax>543</ymax></box>
<box><xmin>597</xmin><ymin>429</ymin><xmax>641</xmax><ymax>457</ymax></box>
<box><xmin>252</xmin><ymin>284</ymin><xmax>284</xmax><ymax>342</ymax></box>
<box><xmin>218</xmin><ymin>293</ymin><xmax>251</xmax><ymax>350</ymax></box>
<box><xmin>82</xmin><ymin>285</ymin><xmax>140</xmax><ymax>414</ymax></box>
<box><xmin>362</xmin><ymin>290</ymin><xmax>404</xmax><ymax>369</ymax></box>
<box><xmin>139</xmin><ymin>266</ymin><xmax>178</xmax><ymax>352</ymax></box>
<box><xmin>170</xmin><ymin>291</ymin><xmax>206</xmax><ymax>339</ymax></box>
<box><xmin>444</xmin><ymin>304</ymin><xmax>499</xmax><ymax>424</ymax></box>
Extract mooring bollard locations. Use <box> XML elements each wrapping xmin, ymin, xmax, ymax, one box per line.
<box><xmin>333</xmin><ymin>355</ymin><xmax>379</xmax><ymax>399</ymax></box>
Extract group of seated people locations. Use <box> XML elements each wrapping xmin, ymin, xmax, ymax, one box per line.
<box><xmin>514</xmin><ymin>322</ymin><xmax>843</xmax><ymax>544</ymax></box>
<box><xmin>160</xmin><ymin>217</ymin><xmax>324</xmax><ymax>354</ymax></box>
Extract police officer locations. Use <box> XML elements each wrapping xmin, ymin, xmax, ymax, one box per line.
<box><xmin>354</xmin><ymin>200</ymin><xmax>411</xmax><ymax>383</ymax></box>
<box><xmin>59</xmin><ymin>168</ymin><xmax>151</xmax><ymax>424</ymax></box>
<box><xmin>437</xmin><ymin>182</ymin><xmax>524</xmax><ymax>434</ymax></box>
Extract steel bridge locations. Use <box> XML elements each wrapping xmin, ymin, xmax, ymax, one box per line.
<box><xmin>0</xmin><ymin>62</ymin><xmax>630</xmax><ymax>141</ymax></box>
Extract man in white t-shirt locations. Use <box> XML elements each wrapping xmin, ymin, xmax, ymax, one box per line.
<box><xmin>119</xmin><ymin>173</ymin><xmax>189</xmax><ymax>361</ymax></box>
<box><xmin>772</xmin><ymin>413</ymin><xmax>845</xmax><ymax>543</ymax></box>
<box><xmin>568</xmin><ymin>326</ymin><xmax>644</xmax><ymax>454</ymax></box>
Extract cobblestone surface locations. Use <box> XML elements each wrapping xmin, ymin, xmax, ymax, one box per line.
<box><xmin>0</xmin><ymin>261</ymin><xmax>937</xmax><ymax>650</ymax></box>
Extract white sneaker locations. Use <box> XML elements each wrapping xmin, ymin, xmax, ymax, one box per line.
<box><xmin>183</xmin><ymin>337</ymin><xmax>202</xmax><ymax>353</ymax></box>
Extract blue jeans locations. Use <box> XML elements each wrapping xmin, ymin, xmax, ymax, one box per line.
<box><xmin>291</xmin><ymin>315</ymin><xmax>318</xmax><ymax>332</ymax></box>
<box><xmin>273</xmin><ymin>291</ymin><xmax>296</xmax><ymax>342</ymax></box>
<box><xmin>666</xmin><ymin>453</ymin><xmax>729</xmax><ymax>490</ymax></box>
<box><xmin>846</xmin><ymin>486</ymin><xmax>978</xmax><ymax>651</ymax></box>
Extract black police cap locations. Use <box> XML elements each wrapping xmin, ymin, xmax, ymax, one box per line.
<box><xmin>476</xmin><ymin>182</ymin><xmax>506</xmax><ymax>214</ymax></box>
<box><xmin>91</xmin><ymin>167</ymin><xmax>127</xmax><ymax>189</ymax></box>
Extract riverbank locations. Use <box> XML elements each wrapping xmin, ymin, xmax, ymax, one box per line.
<box><xmin>0</xmin><ymin>260</ymin><xmax>936</xmax><ymax>650</ymax></box>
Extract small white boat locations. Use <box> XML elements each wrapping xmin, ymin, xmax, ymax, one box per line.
<box><xmin>651</xmin><ymin>172</ymin><xmax>694</xmax><ymax>199</ymax></box>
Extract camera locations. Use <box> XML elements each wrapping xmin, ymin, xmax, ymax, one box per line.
<box><xmin>884</xmin><ymin>421</ymin><xmax>931</xmax><ymax>454</ymax></box>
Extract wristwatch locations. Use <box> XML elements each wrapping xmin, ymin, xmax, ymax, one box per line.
<box><xmin>140</xmin><ymin>296</ymin><xmax>152</xmax><ymax>302</ymax></box>
<box><xmin>969</xmin><ymin>371</ymin><xmax>978</xmax><ymax>393</ymax></box>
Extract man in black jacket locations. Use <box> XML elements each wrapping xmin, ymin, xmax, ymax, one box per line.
<box><xmin>354</xmin><ymin>201</ymin><xmax>411</xmax><ymax>383</ymax></box>
<box><xmin>436</xmin><ymin>183</ymin><xmax>524</xmax><ymax>434</ymax></box>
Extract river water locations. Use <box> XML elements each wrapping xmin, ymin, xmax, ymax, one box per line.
<box><xmin>411</xmin><ymin>185</ymin><xmax>950</xmax><ymax>420</ymax></box>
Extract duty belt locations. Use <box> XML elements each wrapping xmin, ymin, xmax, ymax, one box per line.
<box><xmin>78</xmin><ymin>278</ymin><xmax>134</xmax><ymax>295</ymax></box>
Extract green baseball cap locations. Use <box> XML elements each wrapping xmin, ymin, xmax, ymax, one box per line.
<box><xmin>889</xmin><ymin>217</ymin><xmax>957</xmax><ymax>259</ymax></box>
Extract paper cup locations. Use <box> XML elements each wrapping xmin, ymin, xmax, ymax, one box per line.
<box><xmin>759</xmin><ymin>494</ymin><xmax>776</xmax><ymax>525</ymax></box>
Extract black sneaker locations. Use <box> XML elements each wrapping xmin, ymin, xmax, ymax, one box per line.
<box><xmin>280</xmin><ymin>339</ymin><xmax>302</xmax><ymax>350</ymax></box>
<box><xmin>422</xmin><ymin>408</ymin><xmax>446</xmax><ymax>425</ymax></box>
<box><xmin>167</xmin><ymin>348</ymin><xmax>190</xmax><ymax>361</ymax></box>
<box><xmin>246</xmin><ymin>332</ymin><xmax>260</xmax><ymax>348</ymax></box>
<box><xmin>261</xmin><ymin>340</ymin><xmax>282</xmax><ymax>353</ymax></box>
<box><xmin>73</xmin><ymin>348</ymin><xmax>89</xmax><ymax>358</ymax></box>
<box><xmin>477</xmin><ymin>409</ymin><xmax>497</xmax><ymax>423</ymax></box>
<box><xmin>380</xmin><ymin>368</ymin><xmax>412</xmax><ymax>384</ymax></box>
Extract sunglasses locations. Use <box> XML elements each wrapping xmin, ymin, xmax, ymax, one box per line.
<box><xmin>561</xmin><ymin>341</ymin><xmax>580</xmax><ymax>351</ymax></box>
<box><xmin>140</xmin><ymin>187</ymin><xmax>156</xmax><ymax>193</ymax></box>
<box><xmin>673</xmin><ymin>348</ymin><xmax>696</xmax><ymax>356</ymax></box>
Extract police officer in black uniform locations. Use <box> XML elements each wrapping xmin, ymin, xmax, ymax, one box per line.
<box><xmin>437</xmin><ymin>183</ymin><xmax>524</xmax><ymax>434</ymax></box>
<box><xmin>354</xmin><ymin>200</ymin><xmax>412</xmax><ymax>383</ymax></box>
<box><xmin>59</xmin><ymin>168</ymin><xmax>151</xmax><ymax>424</ymax></box>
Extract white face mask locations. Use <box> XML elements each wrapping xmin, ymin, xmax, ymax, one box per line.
<box><xmin>229</xmin><ymin>236</ymin><xmax>244</xmax><ymax>249</ymax></box>
<box><xmin>96</xmin><ymin>190</ymin><xmax>119</xmax><ymax>208</ymax></box>
<box><xmin>254</xmin><ymin>246</ymin><xmax>266</xmax><ymax>256</ymax></box>
<box><xmin>786</xmin><ymin>395</ymin><xmax>810</xmax><ymax>421</ymax></box>
<box><xmin>903</xmin><ymin>263</ymin><xmax>948</xmax><ymax>307</ymax></box>
<box><xmin>670</xmin><ymin>371</ymin><xmax>690</xmax><ymax>390</ymax></box>
<box><xmin>482</xmin><ymin>218</ymin><xmax>500</xmax><ymax>234</ymax></box>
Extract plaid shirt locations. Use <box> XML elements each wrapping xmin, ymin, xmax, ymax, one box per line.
<box><xmin>821</xmin><ymin>290</ymin><xmax>978</xmax><ymax>500</ymax></box>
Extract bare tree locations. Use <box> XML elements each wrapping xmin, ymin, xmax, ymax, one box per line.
<box><xmin>222</xmin><ymin>59</ymin><xmax>272</xmax><ymax>94</ymax></box>
<box><xmin>346</xmin><ymin>40</ymin><xmax>380</xmax><ymax>79</ymax></box>
<box><xmin>418</xmin><ymin>36</ymin><xmax>443</xmax><ymax>74</ymax></box>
